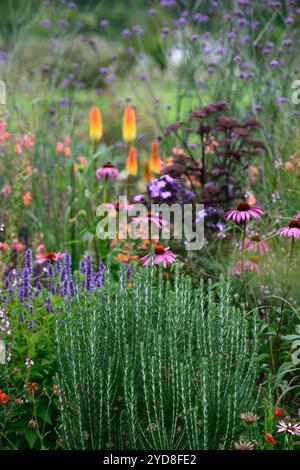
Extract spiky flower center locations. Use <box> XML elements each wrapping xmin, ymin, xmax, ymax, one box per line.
<box><xmin>237</xmin><ymin>202</ymin><xmax>251</xmax><ymax>211</ymax></box>
<box><xmin>155</xmin><ymin>245</ymin><xmax>166</xmax><ymax>254</ymax></box>
<box><xmin>251</xmin><ymin>235</ymin><xmax>260</xmax><ymax>242</ymax></box>
<box><xmin>102</xmin><ymin>162</ymin><xmax>115</xmax><ymax>168</ymax></box>
<box><xmin>46</xmin><ymin>253</ymin><xmax>56</xmax><ymax>260</ymax></box>
<box><xmin>289</xmin><ymin>220</ymin><xmax>300</xmax><ymax>229</ymax></box>
<box><xmin>248</xmin><ymin>256</ymin><xmax>259</xmax><ymax>264</ymax></box>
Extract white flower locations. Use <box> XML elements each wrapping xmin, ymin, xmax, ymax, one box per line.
<box><xmin>277</xmin><ymin>420</ymin><xmax>300</xmax><ymax>435</ymax></box>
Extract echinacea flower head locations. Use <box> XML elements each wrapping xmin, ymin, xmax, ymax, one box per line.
<box><xmin>225</xmin><ymin>202</ymin><xmax>264</xmax><ymax>224</ymax></box>
<box><xmin>240</xmin><ymin>412</ymin><xmax>260</xmax><ymax>425</ymax></box>
<box><xmin>140</xmin><ymin>245</ymin><xmax>176</xmax><ymax>268</ymax></box>
<box><xmin>243</xmin><ymin>235</ymin><xmax>268</xmax><ymax>254</ymax></box>
<box><xmin>149</xmin><ymin>140</ymin><xmax>161</xmax><ymax>174</ymax></box>
<box><xmin>277</xmin><ymin>420</ymin><xmax>300</xmax><ymax>435</ymax></box>
<box><xmin>232</xmin><ymin>256</ymin><xmax>260</xmax><ymax>275</ymax></box>
<box><xmin>294</xmin><ymin>212</ymin><xmax>300</xmax><ymax>220</ymax></box>
<box><xmin>278</xmin><ymin>219</ymin><xmax>300</xmax><ymax>240</ymax></box>
<box><xmin>122</xmin><ymin>105</ymin><xmax>137</xmax><ymax>144</ymax></box>
<box><xmin>89</xmin><ymin>105</ymin><xmax>103</xmax><ymax>144</ymax></box>
<box><xmin>234</xmin><ymin>438</ymin><xmax>254</xmax><ymax>450</ymax></box>
<box><xmin>126</xmin><ymin>146</ymin><xmax>138</xmax><ymax>176</ymax></box>
<box><xmin>96</xmin><ymin>162</ymin><xmax>119</xmax><ymax>181</ymax></box>
<box><xmin>36</xmin><ymin>252</ymin><xmax>65</xmax><ymax>264</ymax></box>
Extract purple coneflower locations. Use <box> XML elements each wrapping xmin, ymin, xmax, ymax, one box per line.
<box><xmin>140</xmin><ymin>245</ymin><xmax>176</xmax><ymax>268</ymax></box>
<box><xmin>278</xmin><ymin>219</ymin><xmax>300</xmax><ymax>240</ymax></box>
<box><xmin>242</xmin><ymin>235</ymin><xmax>268</xmax><ymax>254</ymax></box>
<box><xmin>240</xmin><ymin>412</ymin><xmax>260</xmax><ymax>424</ymax></box>
<box><xmin>232</xmin><ymin>256</ymin><xmax>260</xmax><ymax>275</ymax></box>
<box><xmin>234</xmin><ymin>439</ymin><xmax>254</xmax><ymax>450</ymax></box>
<box><xmin>36</xmin><ymin>252</ymin><xmax>65</xmax><ymax>264</ymax></box>
<box><xmin>96</xmin><ymin>162</ymin><xmax>119</xmax><ymax>181</ymax></box>
<box><xmin>225</xmin><ymin>202</ymin><xmax>264</xmax><ymax>224</ymax></box>
<box><xmin>277</xmin><ymin>420</ymin><xmax>300</xmax><ymax>435</ymax></box>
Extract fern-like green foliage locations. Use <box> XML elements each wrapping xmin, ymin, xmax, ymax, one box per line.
<box><xmin>55</xmin><ymin>265</ymin><xmax>258</xmax><ymax>450</ymax></box>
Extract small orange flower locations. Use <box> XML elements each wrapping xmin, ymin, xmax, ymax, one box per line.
<box><xmin>122</xmin><ymin>106</ymin><xmax>137</xmax><ymax>144</ymax></box>
<box><xmin>265</xmin><ymin>433</ymin><xmax>276</xmax><ymax>446</ymax></box>
<box><xmin>0</xmin><ymin>391</ymin><xmax>9</xmax><ymax>404</ymax></box>
<box><xmin>77</xmin><ymin>156</ymin><xmax>87</xmax><ymax>166</ymax></box>
<box><xmin>249</xmin><ymin>166</ymin><xmax>259</xmax><ymax>176</ymax></box>
<box><xmin>56</xmin><ymin>141</ymin><xmax>64</xmax><ymax>153</ymax></box>
<box><xmin>64</xmin><ymin>146</ymin><xmax>71</xmax><ymax>157</ymax></box>
<box><xmin>143</xmin><ymin>161</ymin><xmax>152</xmax><ymax>183</ymax></box>
<box><xmin>274</xmin><ymin>407</ymin><xmax>284</xmax><ymax>418</ymax></box>
<box><xmin>126</xmin><ymin>146</ymin><xmax>138</xmax><ymax>176</ymax></box>
<box><xmin>89</xmin><ymin>105</ymin><xmax>103</xmax><ymax>145</ymax></box>
<box><xmin>23</xmin><ymin>190</ymin><xmax>32</xmax><ymax>206</ymax></box>
<box><xmin>284</xmin><ymin>161</ymin><xmax>294</xmax><ymax>172</ymax></box>
<box><xmin>149</xmin><ymin>140</ymin><xmax>161</xmax><ymax>174</ymax></box>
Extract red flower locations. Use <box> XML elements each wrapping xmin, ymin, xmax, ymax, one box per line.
<box><xmin>265</xmin><ymin>433</ymin><xmax>276</xmax><ymax>446</ymax></box>
<box><xmin>0</xmin><ymin>391</ymin><xmax>9</xmax><ymax>404</ymax></box>
<box><xmin>27</xmin><ymin>382</ymin><xmax>39</xmax><ymax>393</ymax></box>
<box><xmin>275</xmin><ymin>407</ymin><xmax>284</xmax><ymax>418</ymax></box>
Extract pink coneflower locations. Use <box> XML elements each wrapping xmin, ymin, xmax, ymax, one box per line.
<box><xmin>242</xmin><ymin>235</ymin><xmax>268</xmax><ymax>254</ymax></box>
<box><xmin>232</xmin><ymin>256</ymin><xmax>260</xmax><ymax>275</ymax></box>
<box><xmin>240</xmin><ymin>412</ymin><xmax>260</xmax><ymax>425</ymax></box>
<box><xmin>35</xmin><ymin>252</ymin><xmax>65</xmax><ymax>264</ymax></box>
<box><xmin>225</xmin><ymin>202</ymin><xmax>264</xmax><ymax>224</ymax></box>
<box><xmin>293</xmin><ymin>212</ymin><xmax>300</xmax><ymax>220</ymax></box>
<box><xmin>96</xmin><ymin>162</ymin><xmax>119</xmax><ymax>181</ymax></box>
<box><xmin>277</xmin><ymin>420</ymin><xmax>300</xmax><ymax>435</ymax></box>
<box><xmin>234</xmin><ymin>439</ymin><xmax>254</xmax><ymax>450</ymax></box>
<box><xmin>132</xmin><ymin>212</ymin><xmax>168</xmax><ymax>229</ymax></box>
<box><xmin>278</xmin><ymin>219</ymin><xmax>300</xmax><ymax>240</ymax></box>
<box><xmin>140</xmin><ymin>245</ymin><xmax>176</xmax><ymax>268</ymax></box>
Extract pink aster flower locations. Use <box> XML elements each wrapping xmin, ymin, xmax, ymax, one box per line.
<box><xmin>140</xmin><ymin>245</ymin><xmax>176</xmax><ymax>268</ymax></box>
<box><xmin>36</xmin><ymin>252</ymin><xmax>65</xmax><ymax>264</ymax></box>
<box><xmin>232</xmin><ymin>256</ymin><xmax>260</xmax><ymax>275</ymax></box>
<box><xmin>96</xmin><ymin>162</ymin><xmax>119</xmax><ymax>181</ymax></box>
<box><xmin>278</xmin><ymin>219</ymin><xmax>300</xmax><ymax>240</ymax></box>
<box><xmin>242</xmin><ymin>235</ymin><xmax>268</xmax><ymax>254</ymax></box>
<box><xmin>132</xmin><ymin>212</ymin><xmax>168</xmax><ymax>229</ymax></box>
<box><xmin>225</xmin><ymin>202</ymin><xmax>264</xmax><ymax>224</ymax></box>
<box><xmin>277</xmin><ymin>420</ymin><xmax>300</xmax><ymax>436</ymax></box>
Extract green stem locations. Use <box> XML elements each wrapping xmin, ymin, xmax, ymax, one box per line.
<box><xmin>275</xmin><ymin>237</ymin><xmax>295</xmax><ymax>371</ymax></box>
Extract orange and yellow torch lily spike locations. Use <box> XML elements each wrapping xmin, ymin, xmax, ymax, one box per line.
<box><xmin>89</xmin><ymin>105</ymin><xmax>103</xmax><ymax>148</ymax></box>
<box><xmin>149</xmin><ymin>139</ymin><xmax>161</xmax><ymax>174</ymax></box>
<box><xmin>143</xmin><ymin>161</ymin><xmax>152</xmax><ymax>183</ymax></box>
<box><xmin>126</xmin><ymin>146</ymin><xmax>138</xmax><ymax>176</ymax></box>
<box><xmin>122</xmin><ymin>105</ymin><xmax>137</xmax><ymax>145</ymax></box>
